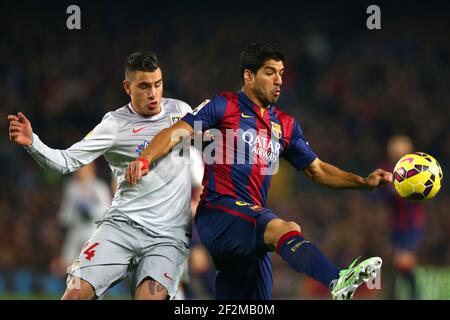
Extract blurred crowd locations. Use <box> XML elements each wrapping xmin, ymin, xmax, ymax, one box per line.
<box><xmin>0</xmin><ymin>1</ymin><xmax>448</xmax><ymax>298</ymax></box>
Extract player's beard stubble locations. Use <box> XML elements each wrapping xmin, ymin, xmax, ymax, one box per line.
<box><xmin>255</xmin><ymin>87</ymin><xmax>280</xmax><ymax>108</ymax></box>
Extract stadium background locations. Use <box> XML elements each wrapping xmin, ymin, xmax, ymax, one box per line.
<box><xmin>0</xmin><ymin>0</ymin><xmax>448</xmax><ymax>299</ymax></box>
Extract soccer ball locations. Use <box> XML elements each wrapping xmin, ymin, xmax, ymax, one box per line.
<box><xmin>393</xmin><ymin>152</ymin><xmax>443</xmax><ymax>201</ymax></box>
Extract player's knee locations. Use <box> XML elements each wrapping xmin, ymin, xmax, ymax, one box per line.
<box><xmin>272</xmin><ymin>221</ymin><xmax>302</xmax><ymax>252</ymax></box>
<box><xmin>274</xmin><ymin>221</ymin><xmax>302</xmax><ymax>247</ymax></box>
<box><xmin>282</xmin><ymin>221</ymin><xmax>301</xmax><ymax>234</ymax></box>
<box><xmin>265</xmin><ymin>219</ymin><xmax>302</xmax><ymax>249</ymax></box>
<box><xmin>62</xmin><ymin>287</ymin><xmax>95</xmax><ymax>300</ymax></box>
<box><xmin>62</xmin><ymin>289</ymin><xmax>83</xmax><ymax>300</ymax></box>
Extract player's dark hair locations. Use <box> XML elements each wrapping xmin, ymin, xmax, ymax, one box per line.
<box><xmin>125</xmin><ymin>51</ymin><xmax>160</xmax><ymax>79</ymax></box>
<box><xmin>239</xmin><ymin>43</ymin><xmax>285</xmax><ymax>84</ymax></box>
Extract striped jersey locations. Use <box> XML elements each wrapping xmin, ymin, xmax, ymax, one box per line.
<box><xmin>182</xmin><ymin>91</ymin><xmax>317</xmax><ymax>207</ymax></box>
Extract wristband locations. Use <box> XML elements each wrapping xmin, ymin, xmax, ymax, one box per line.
<box><xmin>137</xmin><ymin>158</ymin><xmax>149</xmax><ymax>171</ymax></box>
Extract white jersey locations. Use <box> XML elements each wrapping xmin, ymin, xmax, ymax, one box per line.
<box><xmin>190</xmin><ymin>146</ymin><xmax>204</xmax><ymax>189</ymax></box>
<box><xmin>25</xmin><ymin>98</ymin><xmax>193</xmax><ymax>243</ymax></box>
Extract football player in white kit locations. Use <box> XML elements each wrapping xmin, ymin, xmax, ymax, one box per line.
<box><xmin>8</xmin><ymin>52</ymin><xmax>193</xmax><ymax>300</ymax></box>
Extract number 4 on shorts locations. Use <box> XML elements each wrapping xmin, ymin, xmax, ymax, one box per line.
<box><xmin>83</xmin><ymin>242</ymin><xmax>100</xmax><ymax>260</ymax></box>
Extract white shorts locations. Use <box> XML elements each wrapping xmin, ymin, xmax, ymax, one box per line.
<box><xmin>67</xmin><ymin>219</ymin><xmax>189</xmax><ymax>299</ymax></box>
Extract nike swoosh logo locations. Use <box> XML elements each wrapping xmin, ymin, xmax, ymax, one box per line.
<box><xmin>241</xmin><ymin>112</ymin><xmax>254</xmax><ymax>118</ymax></box>
<box><xmin>164</xmin><ymin>272</ymin><xmax>174</xmax><ymax>282</ymax></box>
<box><xmin>132</xmin><ymin>126</ymin><xmax>148</xmax><ymax>133</ymax></box>
<box><xmin>400</xmin><ymin>157</ymin><xmax>414</xmax><ymax>164</ymax></box>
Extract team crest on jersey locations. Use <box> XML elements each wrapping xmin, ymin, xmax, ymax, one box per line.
<box><xmin>136</xmin><ymin>139</ymin><xmax>150</xmax><ymax>155</ymax></box>
<box><xmin>271</xmin><ymin>122</ymin><xmax>282</xmax><ymax>139</ymax></box>
<box><xmin>250</xmin><ymin>205</ymin><xmax>263</xmax><ymax>212</ymax></box>
<box><xmin>170</xmin><ymin>114</ymin><xmax>182</xmax><ymax>125</ymax></box>
<box><xmin>192</xmin><ymin>99</ymin><xmax>210</xmax><ymax>115</ymax></box>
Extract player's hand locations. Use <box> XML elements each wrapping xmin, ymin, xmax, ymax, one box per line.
<box><xmin>7</xmin><ymin>112</ymin><xmax>34</xmax><ymax>147</ymax></box>
<box><xmin>125</xmin><ymin>159</ymin><xmax>149</xmax><ymax>186</ymax></box>
<box><xmin>365</xmin><ymin>168</ymin><xmax>393</xmax><ymax>190</ymax></box>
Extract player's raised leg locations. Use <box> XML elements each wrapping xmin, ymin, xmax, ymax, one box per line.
<box><xmin>264</xmin><ymin>218</ymin><xmax>383</xmax><ymax>299</ymax></box>
<box><xmin>264</xmin><ymin>218</ymin><xmax>340</xmax><ymax>290</ymax></box>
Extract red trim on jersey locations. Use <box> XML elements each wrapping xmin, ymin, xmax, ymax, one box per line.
<box><xmin>200</xmin><ymin>161</ymin><xmax>211</xmax><ymax>201</ymax></box>
<box><xmin>206</xmin><ymin>202</ymin><xmax>256</xmax><ymax>228</ymax></box>
<box><xmin>246</xmin><ymin>112</ymin><xmax>269</xmax><ymax>207</ymax></box>
<box><xmin>276</xmin><ymin>230</ymin><xmax>302</xmax><ymax>254</ymax></box>
<box><xmin>213</xmin><ymin>93</ymin><xmax>240</xmax><ymax>198</ymax></box>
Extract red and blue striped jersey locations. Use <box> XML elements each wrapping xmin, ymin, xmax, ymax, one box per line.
<box><xmin>182</xmin><ymin>91</ymin><xmax>317</xmax><ymax>207</ymax></box>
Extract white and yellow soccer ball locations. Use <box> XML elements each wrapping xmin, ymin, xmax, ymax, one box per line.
<box><xmin>393</xmin><ymin>152</ymin><xmax>443</xmax><ymax>201</ymax></box>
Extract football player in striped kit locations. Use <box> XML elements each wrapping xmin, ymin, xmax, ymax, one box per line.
<box><xmin>126</xmin><ymin>43</ymin><xmax>393</xmax><ymax>300</ymax></box>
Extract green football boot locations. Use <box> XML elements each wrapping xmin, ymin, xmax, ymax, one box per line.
<box><xmin>330</xmin><ymin>257</ymin><xmax>382</xmax><ymax>300</ymax></box>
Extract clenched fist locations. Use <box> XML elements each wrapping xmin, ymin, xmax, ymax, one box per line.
<box><xmin>125</xmin><ymin>158</ymin><xmax>150</xmax><ymax>186</ymax></box>
<box><xmin>364</xmin><ymin>168</ymin><xmax>393</xmax><ymax>190</ymax></box>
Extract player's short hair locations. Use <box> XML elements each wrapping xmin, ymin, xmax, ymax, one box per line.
<box><xmin>239</xmin><ymin>43</ymin><xmax>285</xmax><ymax>84</ymax></box>
<box><xmin>125</xmin><ymin>51</ymin><xmax>160</xmax><ymax>79</ymax></box>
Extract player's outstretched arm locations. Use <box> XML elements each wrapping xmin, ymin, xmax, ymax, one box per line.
<box><xmin>7</xmin><ymin>111</ymin><xmax>116</xmax><ymax>175</ymax></box>
<box><xmin>304</xmin><ymin>158</ymin><xmax>393</xmax><ymax>191</ymax></box>
<box><xmin>126</xmin><ymin>120</ymin><xmax>194</xmax><ymax>186</ymax></box>
<box><xmin>8</xmin><ymin>112</ymin><xmax>33</xmax><ymax>147</ymax></box>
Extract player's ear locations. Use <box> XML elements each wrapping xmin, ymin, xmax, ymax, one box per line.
<box><xmin>243</xmin><ymin>69</ymin><xmax>254</xmax><ymax>84</ymax></box>
<box><xmin>123</xmin><ymin>80</ymin><xmax>131</xmax><ymax>96</ymax></box>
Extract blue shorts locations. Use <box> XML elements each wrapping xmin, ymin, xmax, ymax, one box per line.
<box><xmin>195</xmin><ymin>196</ymin><xmax>279</xmax><ymax>300</ymax></box>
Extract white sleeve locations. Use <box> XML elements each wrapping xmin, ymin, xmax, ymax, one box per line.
<box><xmin>190</xmin><ymin>146</ymin><xmax>204</xmax><ymax>188</ymax></box>
<box><xmin>24</xmin><ymin>113</ymin><xmax>117</xmax><ymax>175</ymax></box>
<box><xmin>182</xmin><ymin>102</ymin><xmax>203</xmax><ymax>186</ymax></box>
<box><xmin>179</xmin><ymin>101</ymin><xmax>193</xmax><ymax>116</ymax></box>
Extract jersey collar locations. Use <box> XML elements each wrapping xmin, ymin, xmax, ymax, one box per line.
<box><xmin>237</xmin><ymin>91</ymin><xmax>274</xmax><ymax>120</ymax></box>
<box><xmin>237</xmin><ymin>91</ymin><xmax>274</xmax><ymax>112</ymax></box>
